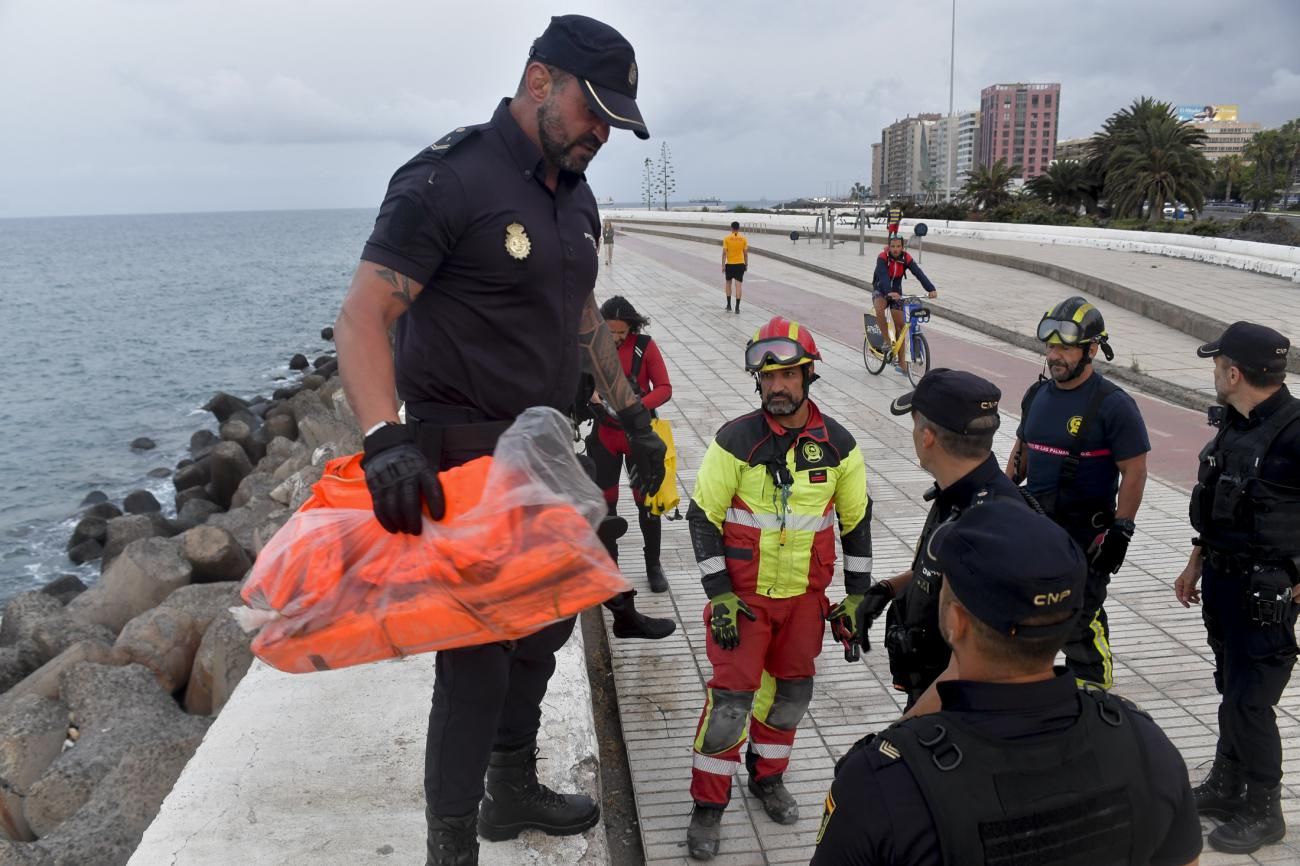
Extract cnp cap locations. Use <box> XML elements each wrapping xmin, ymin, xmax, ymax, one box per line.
<box><xmin>889</xmin><ymin>368</ymin><xmax>1002</xmax><ymax>434</ymax></box>
<box><xmin>1197</xmin><ymin>321</ymin><xmax>1290</xmax><ymax>374</ymax></box>
<box><xmin>930</xmin><ymin>499</ymin><xmax>1086</xmax><ymax>638</ymax></box>
<box><xmin>529</xmin><ymin>15</ymin><xmax>649</xmax><ymax>140</ymax></box>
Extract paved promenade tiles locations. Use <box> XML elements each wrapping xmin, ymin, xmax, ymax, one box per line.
<box><xmin>595</xmin><ymin>241</ymin><xmax>1300</xmax><ymax>865</ymax></box>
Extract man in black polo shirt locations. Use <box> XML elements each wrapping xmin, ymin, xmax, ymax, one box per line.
<box><xmin>1176</xmin><ymin>322</ymin><xmax>1300</xmax><ymax>854</ymax></box>
<box><xmin>1006</xmin><ymin>297</ymin><xmax>1150</xmax><ymax>689</ymax></box>
<box><xmin>876</xmin><ymin>369</ymin><xmax>1038</xmax><ymax>708</ymax></box>
<box><xmin>333</xmin><ymin>15</ymin><xmax>665</xmax><ymax>866</ymax></box>
<box><xmin>812</xmin><ymin>500</ymin><xmax>1202</xmax><ymax>866</ymax></box>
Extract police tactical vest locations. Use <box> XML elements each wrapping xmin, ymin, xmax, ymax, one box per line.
<box><xmin>895</xmin><ymin>483</ymin><xmax>1043</xmax><ymax>665</ymax></box>
<box><xmin>1191</xmin><ymin>396</ymin><xmax>1300</xmax><ymax>560</ymax></box>
<box><xmin>883</xmin><ymin>690</ymin><xmax>1158</xmax><ymax>866</ymax></box>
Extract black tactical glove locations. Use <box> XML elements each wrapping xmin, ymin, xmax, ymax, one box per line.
<box><xmin>618</xmin><ymin>403</ymin><xmax>667</xmax><ymax>497</ymax></box>
<box><xmin>708</xmin><ymin>591</ymin><xmax>756</xmax><ymax>650</ymax></box>
<box><xmin>858</xmin><ymin>581</ymin><xmax>894</xmax><ymax>640</ymax></box>
<box><xmin>1088</xmin><ymin>518</ymin><xmax>1134</xmax><ymax>576</ymax></box>
<box><xmin>361</xmin><ymin>423</ymin><xmax>445</xmax><ymax>534</ymax></box>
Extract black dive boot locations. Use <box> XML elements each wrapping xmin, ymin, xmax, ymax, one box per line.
<box><xmin>686</xmin><ymin>804</ymin><xmax>724</xmax><ymax>860</ymax></box>
<box><xmin>608</xmin><ymin>590</ymin><xmax>676</xmax><ymax>639</ymax></box>
<box><xmin>477</xmin><ymin>743</ymin><xmax>600</xmax><ymax>841</ymax></box>
<box><xmin>426</xmin><ymin>806</ymin><xmax>478</xmax><ymax>866</ymax></box>
<box><xmin>1193</xmin><ymin>757</ymin><xmax>1245</xmax><ymax>821</ymax></box>
<box><xmin>1209</xmin><ymin>783</ymin><xmax>1286</xmax><ymax>854</ymax></box>
<box><xmin>639</xmin><ymin>508</ymin><xmax>668</xmax><ymax>593</ymax></box>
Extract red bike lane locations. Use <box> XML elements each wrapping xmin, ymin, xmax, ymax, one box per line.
<box><xmin>623</xmin><ymin>234</ymin><xmax>1208</xmax><ymax>490</ymax></box>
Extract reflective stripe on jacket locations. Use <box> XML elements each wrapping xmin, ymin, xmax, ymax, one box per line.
<box><xmin>687</xmin><ymin>402</ymin><xmax>872</xmax><ymax>598</ymax></box>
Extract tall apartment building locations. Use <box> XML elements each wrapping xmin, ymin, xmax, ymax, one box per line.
<box><xmin>871</xmin><ymin>142</ymin><xmax>883</xmax><ymax>198</ymax></box>
<box><xmin>928</xmin><ymin>111</ymin><xmax>981</xmax><ymax>198</ymax></box>
<box><xmin>1055</xmin><ymin>137</ymin><xmax>1090</xmax><ymax>163</ymax></box>
<box><xmin>881</xmin><ymin>113</ymin><xmax>941</xmax><ymax>200</ymax></box>
<box><xmin>1194</xmin><ymin>120</ymin><xmax>1261</xmax><ymax>161</ymax></box>
<box><xmin>979</xmin><ymin>82</ymin><xmax>1061</xmax><ymax>179</ymax></box>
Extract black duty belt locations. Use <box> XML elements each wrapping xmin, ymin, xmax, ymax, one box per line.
<box><xmin>1203</xmin><ymin>546</ymin><xmax>1276</xmax><ymax>576</ymax></box>
<box><xmin>404</xmin><ymin>401</ymin><xmax>513</xmax><ymax>468</ymax></box>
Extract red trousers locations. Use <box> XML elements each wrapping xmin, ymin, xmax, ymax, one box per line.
<box><xmin>690</xmin><ymin>591</ymin><xmax>827</xmax><ymax>806</ymax></box>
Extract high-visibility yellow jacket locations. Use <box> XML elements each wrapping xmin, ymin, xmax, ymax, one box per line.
<box><xmin>687</xmin><ymin>402</ymin><xmax>872</xmax><ymax>599</ymax></box>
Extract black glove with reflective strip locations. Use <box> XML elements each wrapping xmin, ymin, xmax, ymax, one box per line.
<box><xmin>361</xmin><ymin>423</ymin><xmax>445</xmax><ymax>534</ymax></box>
<box><xmin>1088</xmin><ymin>518</ymin><xmax>1134</xmax><ymax>576</ymax></box>
<box><xmin>619</xmin><ymin>403</ymin><xmax>667</xmax><ymax>497</ymax></box>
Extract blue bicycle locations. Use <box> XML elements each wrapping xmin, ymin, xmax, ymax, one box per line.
<box><xmin>863</xmin><ymin>295</ymin><xmax>932</xmax><ymax>387</ymax></box>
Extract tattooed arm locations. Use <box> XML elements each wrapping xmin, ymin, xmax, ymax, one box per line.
<box><xmin>578</xmin><ymin>291</ymin><xmax>639</xmax><ymax>413</ymax></box>
<box><xmin>335</xmin><ymin>262</ymin><xmax>426</xmax><ymax>431</ymax></box>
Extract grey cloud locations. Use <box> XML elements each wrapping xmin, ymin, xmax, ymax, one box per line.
<box><xmin>126</xmin><ymin>70</ymin><xmax>458</xmax><ymax>146</ymax></box>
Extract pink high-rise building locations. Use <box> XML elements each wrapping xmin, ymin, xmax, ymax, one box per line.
<box><xmin>978</xmin><ymin>82</ymin><xmax>1060</xmax><ymax>179</ymax></box>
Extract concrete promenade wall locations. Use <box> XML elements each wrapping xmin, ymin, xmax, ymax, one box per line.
<box><xmin>128</xmin><ymin>632</ymin><xmax>607</xmax><ymax>865</ymax></box>
<box><xmin>601</xmin><ymin>209</ymin><xmax>1300</xmax><ymax>282</ymax></box>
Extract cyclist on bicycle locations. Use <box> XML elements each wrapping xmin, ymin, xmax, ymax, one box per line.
<box><xmin>872</xmin><ymin>237</ymin><xmax>937</xmax><ymax>374</ymax></box>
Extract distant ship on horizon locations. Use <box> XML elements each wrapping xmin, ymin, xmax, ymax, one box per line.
<box><xmin>689</xmin><ymin>197</ymin><xmax>722</xmax><ymax>205</ymax></box>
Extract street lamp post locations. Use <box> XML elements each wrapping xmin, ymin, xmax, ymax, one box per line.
<box><xmin>946</xmin><ymin>0</ymin><xmax>956</xmax><ymax>203</ymax></box>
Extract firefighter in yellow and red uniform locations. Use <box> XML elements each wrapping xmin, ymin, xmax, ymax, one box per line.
<box><xmin>682</xmin><ymin>316</ymin><xmax>873</xmax><ymax>861</ymax></box>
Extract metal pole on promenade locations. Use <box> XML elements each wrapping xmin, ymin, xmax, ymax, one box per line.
<box><xmin>858</xmin><ymin>208</ymin><xmax>865</xmax><ymax>255</ymax></box>
<box><xmin>947</xmin><ymin>0</ymin><xmax>956</xmax><ymax>202</ymax></box>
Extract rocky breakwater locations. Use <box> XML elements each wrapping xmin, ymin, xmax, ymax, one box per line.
<box><xmin>0</xmin><ymin>345</ymin><xmax>361</xmax><ymax>865</ymax></box>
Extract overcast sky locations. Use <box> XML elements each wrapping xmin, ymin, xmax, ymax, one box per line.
<box><xmin>1</xmin><ymin>0</ymin><xmax>1297</xmax><ymax>218</ymax></box>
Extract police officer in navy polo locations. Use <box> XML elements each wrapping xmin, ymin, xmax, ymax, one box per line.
<box><xmin>333</xmin><ymin>15</ymin><xmax>665</xmax><ymax>865</ymax></box>
<box><xmin>812</xmin><ymin>500</ymin><xmax>1202</xmax><ymax>866</ymax></box>
<box><xmin>1176</xmin><ymin>321</ymin><xmax>1300</xmax><ymax>855</ymax></box>
<box><xmin>877</xmin><ymin>369</ymin><xmax>1041</xmax><ymax>708</ymax></box>
<box><xmin>1006</xmin><ymin>297</ymin><xmax>1150</xmax><ymax>689</ymax></box>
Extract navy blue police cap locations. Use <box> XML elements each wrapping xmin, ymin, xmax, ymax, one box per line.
<box><xmin>889</xmin><ymin>368</ymin><xmax>1002</xmax><ymax>434</ymax></box>
<box><xmin>530</xmin><ymin>15</ymin><xmax>649</xmax><ymax>140</ymax></box>
<box><xmin>1197</xmin><ymin>321</ymin><xmax>1290</xmax><ymax>374</ymax></box>
<box><xmin>929</xmin><ymin>499</ymin><xmax>1086</xmax><ymax>638</ymax></box>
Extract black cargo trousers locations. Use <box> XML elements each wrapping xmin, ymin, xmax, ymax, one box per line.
<box><xmin>408</xmin><ymin>406</ymin><xmax>578</xmax><ymax>818</ymax></box>
<box><xmin>1202</xmin><ymin>558</ymin><xmax>1300</xmax><ymax>788</ymax></box>
<box><xmin>1052</xmin><ymin>515</ymin><xmax>1115</xmax><ymax>689</ymax></box>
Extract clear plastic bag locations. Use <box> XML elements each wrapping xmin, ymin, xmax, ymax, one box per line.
<box><xmin>236</xmin><ymin>407</ymin><xmax>630</xmax><ymax>673</ymax></box>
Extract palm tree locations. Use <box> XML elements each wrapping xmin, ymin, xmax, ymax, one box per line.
<box><xmin>1244</xmin><ymin>129</ymin><xmax>1289</xmax><ymax>211</ymax></box>
<box><xmin>1276</xmin><ymin>119</ymin><xmax>1300</xmax><ymax>207</ymax></box>
<box><xmin>1216</xmin><ymin>155</ymin><xmax>1246</xmax><ymax>203</ymax></box>
<box><xmin>962</xmin><ymin>160</ymin><xmax>1020</xmax><ymax>210</ymax></box>
<box><xmin>1026</xmin><ymin>160</ymin><xmax>1098</xmax><ymax>213</ymax></box>
<box><xmin>849</xmin><ymin>182</ymin><xmax>868</xmax><ymax>202</ymax></box>
<box><xmin>1088</xmin><ymin>97</ymin><xmax>1199</xmax><ymax>217</ymax></box>
<box><xmin>1103</xmin><ymin>111</ymin><xmax>1211</xmax><ymax>221</ymax></box>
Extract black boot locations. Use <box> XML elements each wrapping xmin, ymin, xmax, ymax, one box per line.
<box><xmin>607</xmin><ymin>590</ymin><xmax>676</xmax><ymax>639</ymax></box>
<box><xmin>477</xmin><ymin>743</ymin><xmax>600</xmax><ymax>841</ymax></box>
<box><xmin>747</xmin><ymin>773</ymin><xmax>799</xmax><ymax>825</ymax></box>
<box><xmin>1193</xmin><ymin>757</ymin><xmax>1245</xmax><ymax>821</ymax></box>
<box><xmin>645</xmin><ymin>562</ymin><xmax>669</xmax><ymax>593</ymax></box>
<box><xmin>686</xmin><ymin>804</ymin><xmax>724</xmax><ymax>861</ymax></box>
<box><xmin>1209</xmin><ymin>783</ymin><xmax>1286</xmax><ymax>854</ymax></box>
<box><xmin>426</xmin><ymin>807</ymin><xmax>478</xmax><ymax>866</ymax></box>
<box><xmin>638</xmin><ymin>509</ymin><xmax>668</xmax><ymax>593</ymax></box>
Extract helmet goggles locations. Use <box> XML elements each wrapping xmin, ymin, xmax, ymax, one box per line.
<box><xmin>1037</xmin><ymin>318</ymin><xmax>1091</xmax><ymax>346</ymax></box>
<box><xmin>745</xmin><ymin>337</ymin><xmax>815</xmax><ymax>372</ymax></box>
